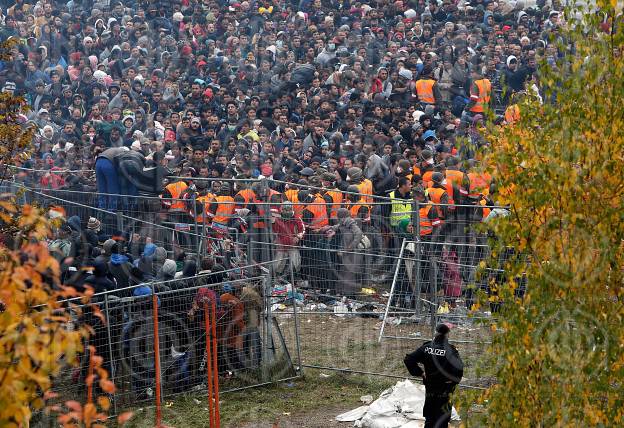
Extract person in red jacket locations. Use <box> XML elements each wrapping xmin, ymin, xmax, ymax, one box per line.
<box><xmin>271</xmin><ymin>201</ymin><xmax>305</xmax><ymax>276</ymax></box>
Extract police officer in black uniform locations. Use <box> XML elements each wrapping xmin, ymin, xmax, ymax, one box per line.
<box><xmin>404</xmin><ymin>323</ymin><xmax>464</xmax><ymax>428</ymax></box>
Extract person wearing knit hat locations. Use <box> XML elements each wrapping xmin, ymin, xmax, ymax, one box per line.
<box><xmin>159</xmin><ymin>259</ymin><xmax>177</xmax><ymax>281</ymax></box>
<box><xmin>87</xmin><ymin>217</ymin><xmax>101</xmax><ymax>232</ymax></box>
<box><xmin>404</xmin><ymin>322</ymin><xmax>463</xmax><ymax>428</ymax></box>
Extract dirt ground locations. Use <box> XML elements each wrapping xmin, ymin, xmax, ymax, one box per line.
<box><xmin>236</xmin><ymin>405</ymin><xmax>353</xmax><ymax>428</ymax></box>
<box><xmin>122</xmin><ymin>307</ymin><xmax>493</xmax><ymax>428</ymax></box>
<box><xmin>276</xmin><ymin>308</ymin><xmax>493</xmax><ymax>387</ymax></box>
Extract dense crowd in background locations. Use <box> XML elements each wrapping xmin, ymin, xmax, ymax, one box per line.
<box><xmin>0</xmin><ymin>0</ymin><xmax>563</xmax><ymax>303</ymax></box>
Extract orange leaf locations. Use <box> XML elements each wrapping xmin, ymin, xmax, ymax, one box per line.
<box><xmin>57</xmin><ymin>414</ymin><xmax>72</xmax><ymax>424</ymax></box>
<box><xmin>64</xmin><ymin>400</ymin><xmax>82</xmax><ymax>413</ymax></box>
<box><xmin>95</xmin><ymin>412</ymin><xmax>109</xmax><ymax>421</ymax></box>
<box><xmin>100</xmin><ymin>379</ymin><xmax>116</xmax><ymax>393</ymax></box>
<box><xmin>91</xmin><ymin>304</ymin><xmax>107</xmax><ymax>325</ymax></box>
<box><xmin>43</xmin><ymin>390</ymin><xmax>59</xmax><ymax>400</ymax></box>
<box><xmin>97</xmin><ymin>395</ymin><xmax>110</xmax><ymax>411</ymax></box>
<box><xmin>117</xmin><ymin>411</ymin><xmax>134</xmax><ymax>424</ymax></box>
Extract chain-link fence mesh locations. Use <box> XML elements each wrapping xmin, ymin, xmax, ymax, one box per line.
<box><xmin>37</xmin><ymin>273</ymin><xmax>302</xmax><ymax>424</ymax></box>
<box><xmin>7</xmin><ymin>180</ymin><xmax>515</xmax><ymax>425</ymax></box>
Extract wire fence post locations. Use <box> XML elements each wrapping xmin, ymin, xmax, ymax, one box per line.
<box><xmin>379</xmin><ymin>238</ymin><xmax>406</xmax><ymax>343</ymax></box>
<box><xmin>262</xmin><ymin>273</ymin><xmax>272</xmax><ymax>382</ymax></box>
<box><xmin>203</xmin><ymin>300</ymin><xmax>215</xmax><ymax>428</ymax></box>
<box><xmin>262</xmin><ymin>186</ymin><xmax>274</xmax><ymax>379</ymax></box>
<box><xmin>116</xmin><ymin>210</ymin><xmax>123</xmax><ymax>233</ymax></box>
<box><xmin>151</xmin><ymin>284</ymin><xmax>162</xmax><ymax>428</ymax></box>
<box><xmin>193</xmin><ymin>198</ymin><xmax>201</xmax><ymax>266</ymax></box>
<box><xmin>103</xmin><ymin>294</ymin><xmax>117</xmax><ymax>416</ymax></box>
<box><xmin>413</xmin><ymin>200</ymin><xmax>423</xmax><ymax>318</ymax></box>
<box><xmin>289</xmin><ymin>261</ymin><xmax>303</xmax><ymax>375</ymax></box>
<box><xmin>211</xmin><ymin>297</ymin><xmax>221</xmax><ymax>428</ymax></box>
<box><xmin>431</xmin><ymin>256</ymin><xmax>438</xmax><ymax>338</ymax></box>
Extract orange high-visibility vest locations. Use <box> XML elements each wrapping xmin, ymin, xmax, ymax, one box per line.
<box><xmin>356</xmin><ymin>179</ymin><xmax>373</xmax><ymax>206</ymax></box>
<box><xmin>427</xmin><ymin>186</ymin><xmax>448</xmax><ymax>220</ymax></box>
<box><xmin>419</xmin><ymin>204</ymin><xmax>442</xmax><ymax>236</ymax></box>
<box><xmin>467</xmin><ymin>172</ymin><xmax>492</xmax><ymax>197</ymax></box>
<box><xmin>306</xmin><ymin>196</ymin><xmax>329</xmax><ymax>229</ymax></box>
<box><xmin>444</xmin><ymin>181</ymin><xmax>455</xmax><ymax>206</ymax></box>
<box><xmin>195</xmin><ymin>194</ymin><xmax>215</xmax><ymax>223</ymax></box>
<box><xmin>446</xmin><ymin>169</ymin><xmax>468</xmax><ymax>198</ymax></box>
<box><xmin>469</xmin><ymin>79</ymin><xmax>492</xmax><ymax>113</ymax></box>
<box><xmin>422</xmin><ymin>170</ymin><xmax>435</xmax><ymax>183</ymax></box>
<box><xmin>235</xmin><ymin>188</ymin><xmax>255</xmax><ymax>209</ymax></box>
<box><xmin>252</xmin><ymin>191</ymin><xmax>281</xmax><ymax>228</ymax></box>
<box><xmin>284</xmin><ymin>189</ymin><xmax>298</xmax><ymax>202</ymax></box>
<box><xmin>326</xmin><ymin>189</ymin><xmax>344</xmax><ymax>219</ymax></box>
<box><xmin>285</xmin><ymin>189</ymin><xmax>304</xmax><ymax>218</ymax></box>
<box><xmin>445</xmin><ymin>169</ymin><xmax>464</xmax><ymax>186</ymax></box>
<box><xmin>412</xmin><ymin>165</ymin><xmax>421</xmax><ymax>176</ymax></box>
<box><xmin>415</xmin><ymin>79</ymin><xmax>436</xmax><ymax>104</ymax></box>
<box><xmin>165</xmin><ymin>181</ymin><xmax>188</xmax><ymax>210</ymax></box>
<box><xmin>349</xmin><ymin>199</ymin><xmax>371</xmax><ymax>223</ymax></box>
<box><xmin>213</xmin><ymin>195</ymin><xmax>235</xmax><ymax>224</ymax></box>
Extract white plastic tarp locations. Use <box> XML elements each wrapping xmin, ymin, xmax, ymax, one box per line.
<box><xmin>336</xmin><ymin>380</ymin><xmax>460</xmax><ymax>428</ymax></box>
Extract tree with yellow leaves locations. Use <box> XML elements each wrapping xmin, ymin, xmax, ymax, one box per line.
<box><xmin>0</xmin><ymin>40</ymin><xmax>130</xmax><ymax>427</ymax></box>
<box><xmin>466</xmin><ymin>3</ymin><xmax>624</xmax><ymax>427</ymax></box>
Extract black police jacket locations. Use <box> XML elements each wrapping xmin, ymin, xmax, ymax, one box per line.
<box><xmin>404</xmin><ymin>338</ymin><xmax>464</xmax><ymax>394</ymax></box>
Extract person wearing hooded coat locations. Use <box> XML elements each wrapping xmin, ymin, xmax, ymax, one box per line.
<box><xmin>107</xmin><ymin>242</ymin><xmax>134</xmax><ymax>296</ymax></box>
<box><xmin>66</xmin><ymin>215</ymin><xmax>87</xmax><ymax>259</ymax></box>
<box><xmin>152</xmin><ymin>246</ymin><xmax>167</xmax><ymax>278</ymax></box>
<box><xmin>157</xmin><ymin>259</ymin><xmax>177</xmax><ymax>282</ymax></box>
<box><xmin>135</xmin><ymin>242</ymin><xmax>157</xmax><ymax>280</ymax></box>
<box><xmin>329</xmin><ymin>208</ymin><xmax>364</xmax><ymax>297</ymax></box>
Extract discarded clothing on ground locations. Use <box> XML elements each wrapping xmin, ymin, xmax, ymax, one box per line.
<box><xmin>335</xmin><ymin>379</ymin><xmax>460</xmax><ymax>428</ymax></box>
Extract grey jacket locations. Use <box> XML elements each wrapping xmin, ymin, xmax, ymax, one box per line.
<box><xmin>335</xmin><ymin>217</ymin><xmax>363</xmax><ymax>251</ymax></box>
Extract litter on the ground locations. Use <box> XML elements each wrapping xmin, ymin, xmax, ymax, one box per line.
<box><xmin>335</xmin><ymin>379</ymin><xmax>460</xmax><ymax>427</ymax></box>
<box><xmin>360</xmin><ymin>395</ymin><xmax>374</xmax><ymax>404</ymax></box>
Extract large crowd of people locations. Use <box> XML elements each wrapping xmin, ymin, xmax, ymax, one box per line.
<box><xmin>0</xmin><ymin>0</ymin><xmax>565</xmax><ymax>404</ymax></box>
<box><xmin>0</xmin><ymin>0</ymin><xmax>560</xmax><ymax>301</ymax></box>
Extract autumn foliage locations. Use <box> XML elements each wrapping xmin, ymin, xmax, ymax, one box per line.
<box><xmin>0</xmin><ymin>40</ymin><xmax>131</xmax><ymax>427</ymax></box>
<box><xmin>467</xmin><ymin>4</ymin><xmax>624</xmax><ymax>427</ymax></box>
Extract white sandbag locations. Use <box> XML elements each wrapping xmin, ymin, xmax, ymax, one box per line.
<box><xmin>335</xmin><ymin>405</ymin><xmax>369</xmax><ymax>422</ymax></box>
<box><xmin>336</xmin><ymin>380</ymin><xmax>460</xmax><ymax>427</ymax></box>
<box><xmin>360</xmin><ymin>415</ymin><xmax>410</xmax><ymax>428</ymax></box>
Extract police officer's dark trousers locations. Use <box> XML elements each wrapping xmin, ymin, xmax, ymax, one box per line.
<box><xmin>423</xmin><ymin>392</ymin><xmax>452</xmax><ymax>428</ymax></box>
